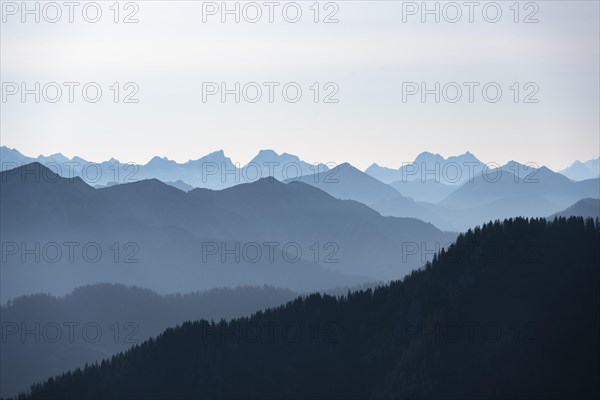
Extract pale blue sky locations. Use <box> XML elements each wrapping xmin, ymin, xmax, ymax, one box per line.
<box><xmin>1</xmin><ymin>0</ymin><xmax>598</xmax><ymax>170</ymax></box>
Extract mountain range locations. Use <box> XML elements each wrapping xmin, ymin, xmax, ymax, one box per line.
<box><xmin>0</xmin><ymin>162</ymin><xmax>455</xmax><ymax>302</ymax></box>
<box><xmin>3</xmin><ymin>146</ymin><xmax>598</xmax><ymax>233</ymax></box>
<box><xmin>559</xmin><ymin>157</ymin><xmax>600</xmax><ymax>181</ymax></box>
<box><xmin>288</xmin><ymin>159</ymin><xmax>599</xmax><ymax>231</ymax></box>
<box><xmin>365</xmin><ymin>151</ymin><xmax>484</xmax><ymax>184</ymax></box>
<box><xmin>2</xmin><ymin>149</ymin><xmax>599</xmax><ymax>399</ymax></box>
<box><xmin>0</xmin><ymin>147</ymin><xmax>329</xmax><ymax>190</ymax></box>
<box><xmin>18</xmin><ymin>217</ymin><xmax>600</xmax><ymax>399</ymax></box>
<box><xmin>5</xmin><ymin>146</ymin><xmax>598</xmax><ymax>190</ymax></box>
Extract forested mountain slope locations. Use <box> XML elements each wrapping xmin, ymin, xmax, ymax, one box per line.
<box><xmin>19</xmin><ymin>217</ymin><xmax>600</xmax><ymax>399</ymax></box>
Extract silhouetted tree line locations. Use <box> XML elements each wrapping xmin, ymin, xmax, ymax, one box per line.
<box><xmin>13</xmin><ymin>217</ymin><xmax>600</xmax><ymax>399</ymax></box>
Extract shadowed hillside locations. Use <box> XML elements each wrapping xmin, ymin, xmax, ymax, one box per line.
<box><xmin>552</xmin><ymin>198</ymin><xmax>600</xmax><ymax>219</ymax></box>
<box><xmin>18</xmin><ymin>217</ymin><xmax>600</xmax><ymax>399</ymax></box>
<box><xmin>0</xmin><ymin>284</ymin><xmax>298</xmax><ymax>398</ymax></box>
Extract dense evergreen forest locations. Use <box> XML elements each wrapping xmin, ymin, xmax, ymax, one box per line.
<box><xmin>1</xmin><ymin>285</ymin><xmax>300</xmax><ymax>397</ymax></box>
<box><xmin>15</xmin><ymin>217</ymin><xmax>600</xmax><ymax>399</ymax></box>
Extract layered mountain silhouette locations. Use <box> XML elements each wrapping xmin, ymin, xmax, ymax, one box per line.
<box><xmin>19</xmin><ymin>217</ymin><xmax>600</xmax><ymax>399</ymax></box>
<box><xmin>0</xmin><ymin>163</ymin><xmax>455</xmax><ymax>302</ymax></box>
<box><xmin>388</xmin><ymin>179</ymin><xmax>456</xmax><ymax>203</ymax></box>
<box><xmin>285</xmin><ymin>162</ymin><xmax>403</xmax><ymax>205</ymax></box>
<box><xmin>283</xmin><ymin>163</ymin><xmax>454</xmax><ymax>227</ymax></box>
<box><xmin>371</xmin><ymin>161</ymin><xmax>600</xmax><ymax>231</ymax></box>
<box><xmin>3</xmin><ymin>147</ymin><xmax>597</xmax><ymax>228</ymax></box>
<box><xmin>4</xmin><ymin>148</ymin><xmax>600</xmax><ymax>399</ymax></box>
<box><xmin>0</xmin><ymin>147</ymin><xmax>327</xmax><ymax>190</ymax></box>
<box><xmin>560</xmin><ymin>157</ymin><xmax>600</xmax><ymax>181</ymax></box>
<box><xmin>0</xmin><ymin>284</ymin><xmax>299</xmax><ymax>398</ymax></box>
<box><xmin>279</xmin><ymin>155</ymin><xmax>599</xmax><ymax>232</ymax></box>
<box><xmin>551</xmin><ymin>198</ymin><xmax>600</xmax><ymax>219</ymax></box>
<box><xmin>248</xmin><ymin>149</ymin><xmax>329</xmax><ymax>183</ymax></box>
<box><xmin>365</xmin><ymin>151</ymin><xmax>484</xmax><ymax>184</ymax></box>
<box><xmin>439</xmin><ymin>162</ymin><xmax>599</xmax><ymax>210</ymax></box>
<box><xmin>165</xmin><ymin>180</ymin><xmax>194</xmax><ymax>192</ymax></box>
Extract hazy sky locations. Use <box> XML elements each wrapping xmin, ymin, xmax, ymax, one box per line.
<box><xmin>1</xmin><ymin>0</ymin><xmax>598</xmax><ymax>170</ymax></box>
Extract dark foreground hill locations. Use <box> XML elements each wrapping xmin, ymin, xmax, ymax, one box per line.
<box><xmin>0</xmin><ymin>284</ymin><xmax>299</xmax><ymax>398</ymax></box>
<box><xmin>18</xmin><ymin>217</ymin><xmax>600</xmax><ymax>399</ymax></box>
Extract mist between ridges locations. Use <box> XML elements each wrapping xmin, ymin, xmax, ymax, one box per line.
<box><xmin>199</xmin><ymin>240</ymin><xmax>542</xmax><ymax>265</ymax></box>
<box><xmin>0</xmin><ymin>241</ymin><xmax>342</xmax><ymax>265</ymax></box>
<box><xmin>1</xmin><ymin>241</ymin><xmax>140</xmax><ymax>264</ymax></box>
<box><xmin>1</xmin><ymin>160</ymin><xmax>543</xmax><ymax>186</ymax></box>
<box><xmin>0</xmin><ymin>319</ymin><xmax>539</xmax><ymax>345</ymax></box>
<box><xmin>0</xmin><ymin>239</ymin><xmax>543</xmax><ymax>266</ymax></box>
<box><xmin>1</xmin><ymin>321</ymin><xmax>140</xmax><ymax>344</ymax></box>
